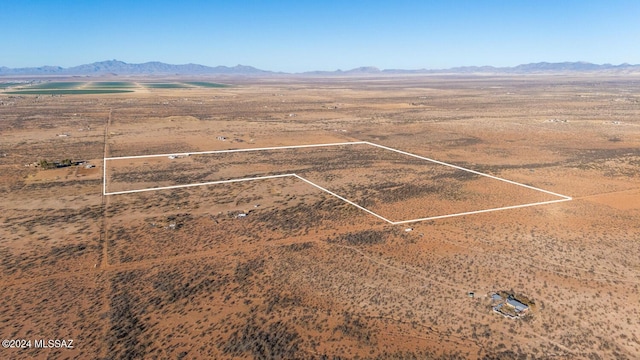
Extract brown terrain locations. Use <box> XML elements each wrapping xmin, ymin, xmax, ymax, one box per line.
<box><xmin>1</xmin><ymin>75</ymin><xmax>639</xmax><ymax>359</ymax></box>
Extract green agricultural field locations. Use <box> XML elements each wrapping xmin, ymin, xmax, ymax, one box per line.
<box><xmin>28</xmin><ymin>82</ymin><xmax>84</xmax><ymax>89</ymax></box>
<box><xmin>4</xmin><ymin>89</ymin><xmax>134</xmax><ymax>95</ymax></box>
<box><xmin>2</xmin><ymin>81</ymin><xmax>230</xmax><ymax>94</ymax></box>
<box><xmin>90</xmin><ymin>82</ymin><xmax>137</xmax><ymax>88</ymax></box>
<box><xmin>185</xmin><ymin>81</ymin><xmax>229</xmax><ymax>88</ymax></box>
<box><xmin>144</xmin><ymin>83</ymin><xmax>190</xmax><ymax>89</ymax></box>
<box><xmin>0</xmin><ymin>82</ymin><xmax>22</xmax><ymax>89</ymax></box>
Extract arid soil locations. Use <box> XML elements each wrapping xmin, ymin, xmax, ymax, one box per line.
<box><xmin>1</xmin><ymin>75</ymin><xmax>639</xmax><ymax>359</ymax></box>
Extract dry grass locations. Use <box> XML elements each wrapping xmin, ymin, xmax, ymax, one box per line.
<box><xmin>1</xmin><ymin>74</ymin><xmax>639</xmax><ymax>359</ymax></box>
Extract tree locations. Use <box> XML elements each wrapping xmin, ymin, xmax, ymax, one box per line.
<box><xmin>38</xmin><ymin>159</ymin><xmax>55</xmax><ymax>169</ymax></box>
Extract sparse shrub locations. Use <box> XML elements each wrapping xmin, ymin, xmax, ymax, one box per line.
<box><xmin>326</xmin><ymin>229</ymin><xmax>388</xmax><ymax>245</ymax></box>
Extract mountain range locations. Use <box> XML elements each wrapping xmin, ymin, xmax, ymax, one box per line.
<box><xmin>1</xmin><ymin>60</ymin><xmax>639</xmax><ymax>76</ymax></box>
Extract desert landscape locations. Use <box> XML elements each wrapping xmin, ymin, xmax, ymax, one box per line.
<box><xmin>1</xmin><ymin>74</ymin><xmax>640</xmax><ymax>359</ymax></box>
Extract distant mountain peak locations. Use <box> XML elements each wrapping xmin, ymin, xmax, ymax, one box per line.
<box><xmin>346</xmin><ymin>66</ymin><xmax>381</xmax><ymax>73</ymax></box>
<box><xmin>0</xmin><ymin>60</ymin><xmax>273</xmax><ymax>76</ymax></box>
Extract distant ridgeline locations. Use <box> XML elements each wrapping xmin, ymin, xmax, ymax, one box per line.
<box><xmin>1</xmin><ymin>60</ymin><xmax>640</xmax><ymax>77</ymax></box>
<box><xmin>0</xmin><ymin>60</ymin><xmax>271</xmax><ymax>76</ymax></box>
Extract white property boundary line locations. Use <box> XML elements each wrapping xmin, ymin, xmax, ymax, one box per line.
<box><xmin>104</xmin><ymin>141</ymin><xmax>369</xmax><ymax>160</ymax></box>
<box><xmin>104</xmin><ymin>141</ymin><xmax>572</xmax><ymax>224</ymax></box>
<box><xmin>105</xmin><ymin>174</ymin><xmax>296</xmax><ymax>196</ymax></box>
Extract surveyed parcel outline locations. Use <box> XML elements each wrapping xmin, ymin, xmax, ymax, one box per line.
<box><xmin>103</xmin><ymin>141</ymin><xmax>572</xmax><ymax>224</ymax></box>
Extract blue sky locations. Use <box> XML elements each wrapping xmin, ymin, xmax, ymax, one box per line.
<box><xmin>2</xmin><ymin>0</ymin><xmax>638</xmax><ymax>72</ymax></box>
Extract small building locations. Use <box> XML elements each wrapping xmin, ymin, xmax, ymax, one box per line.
<box><xmin>506</xmin><ymin>297</ymin><xmax>529</xmax><ymax>313</ymax></box>
<box><xmin>491</xmin><ymin>292</ymin><xmax>532</xmax><ymax>319</ymax></box>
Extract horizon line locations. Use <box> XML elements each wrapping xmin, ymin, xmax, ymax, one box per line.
<box><xmin>2</xmin><ymin>59</ymin><xmax>640</xmax><ymax>75</ymax></box>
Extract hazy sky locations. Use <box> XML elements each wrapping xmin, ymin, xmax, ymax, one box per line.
<box><xmin>2</xmin><ymin>0</ymin><xmax>639</xmax><ymax>72</ymax></box>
